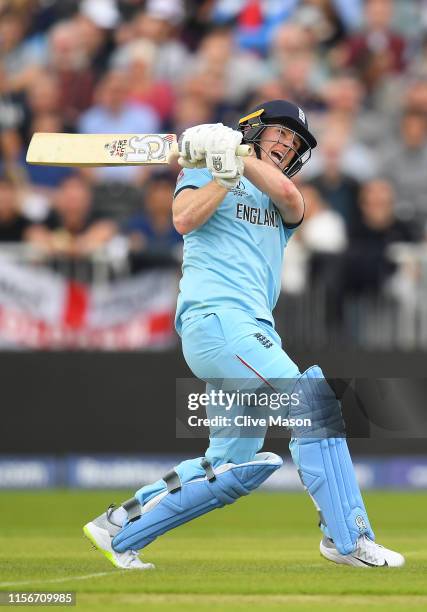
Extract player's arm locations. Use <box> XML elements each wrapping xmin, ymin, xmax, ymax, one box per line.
<box><xmin>172</xmin><ymin>124</ymin><xmax>245</xmax><ymax>235</ymax></box>
<box><xmin>172</xmin><ymin>182</ymin><xmax>227</xmax><ymax>235</ymax></box>
<box><xmin>243</xmin><ymin>156</ymin><xmax>304</xmax><ymax>225</ymax></box>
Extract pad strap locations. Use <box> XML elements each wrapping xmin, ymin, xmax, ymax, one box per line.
<box><xmin>112</xmin><ymin>452</ymin><xmax>283</xmax><ymax>553</ymax></box>
<box><xmin>200</xmin><ymin>458</ymin><xmax>216</xmax><ymax>482</ymax></box>
<box><xmin>163</xmin><ymin>469</ymin><xmax>182</xmax><ymax>493</ymax></box>
<box><xmin>122</xmin><ymin>497</ymin><xmax>142</xmax><ymax>521</ymax></box>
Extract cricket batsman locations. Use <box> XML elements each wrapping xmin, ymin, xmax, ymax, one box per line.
<box><xmin>83</xmin><ymin>100</ymin><xmax>405</xmax><ymax>569</ymax></box>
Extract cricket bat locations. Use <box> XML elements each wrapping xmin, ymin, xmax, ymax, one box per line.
<box><xmin>26</xmin><ymin>133</ymin><xmax>252</xmax><ymax>167</ymax></box>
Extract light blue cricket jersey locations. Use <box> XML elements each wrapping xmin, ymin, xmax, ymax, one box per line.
<box><xmin>174</xmin><ymin>168</ymin><xmax>298</xmax><ymax>334</ymax></box>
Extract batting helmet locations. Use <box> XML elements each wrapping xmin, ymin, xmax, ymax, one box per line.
<box><xmin>238</xmin><ymin>100</ymin><xmax>317</xmax><ymax>178</ymax></box>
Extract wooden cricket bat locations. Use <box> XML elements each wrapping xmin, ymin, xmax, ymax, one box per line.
<box><xmin>26</xmin><ymin>133</ymin><xmax>252</xmax><ymax>167</ymax></box>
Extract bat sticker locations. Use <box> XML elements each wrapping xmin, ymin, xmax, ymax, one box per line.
<box><xmin>125</xmin><ymin>135</ymin><xmax>171</xmax><ymax>162</ymax></box>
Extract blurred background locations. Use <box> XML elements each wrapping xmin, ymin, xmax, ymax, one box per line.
<box><xmin>0</xmin><ymin>0</ymin><xmax>426</xmax><ymax>492</ymax></box>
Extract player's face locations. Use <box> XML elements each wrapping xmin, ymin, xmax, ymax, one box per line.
<box><xmin>259</xmin><ymin>125</ymin><xmax>301</xmax><ymax>172</ymax></box>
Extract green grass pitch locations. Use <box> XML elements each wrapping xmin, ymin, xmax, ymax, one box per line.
<box><xmin>0</xmin><ymin>490</ymin><xmax>426</xmax><ymax>610</ymax></box>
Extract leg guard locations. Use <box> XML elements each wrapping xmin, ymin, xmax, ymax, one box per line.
<box><xmin>290</xmin><ymin>366</ymin><xmax>374</xmax><ymax>555</ymax></box>
<box><xmin>112</xmin><ymin>452</ymin><xmax>282</xmax><ymax>553</ymax></box>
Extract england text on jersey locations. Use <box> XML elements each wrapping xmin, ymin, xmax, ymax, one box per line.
<box><xmin>236</xmin><ymin>203</ymin><xmax>279</xmax><ymax>228</ymax></box>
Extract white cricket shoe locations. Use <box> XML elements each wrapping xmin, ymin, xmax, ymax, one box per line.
<box><xmin>320</xmin><ymin>535</ymin><xmax>405</xmax><ymax>568</ymax></box>
<box><xmin>83</xmin><ymin>505</ymin><xmax>155</xmax><ymax>570</ymax></box>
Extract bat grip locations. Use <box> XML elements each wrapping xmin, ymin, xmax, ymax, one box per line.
<box><xmin>169</xmin><ymin>142</ymin><xmax>253</xmax><ymax>158</ymax></box>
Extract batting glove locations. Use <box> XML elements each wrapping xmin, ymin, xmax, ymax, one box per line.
<box><xmin>178</xmin><ymin>123</ymin><xmax>224</xmax><ymax>168</ymax></box>
<box><xmin>204</xmin><ymin>126</ymin><xmax>244</xmax><ymax>190</ymax></box>
<box><xmin>213</xmin><ymin>157</ymin><xmax>245</xmax><ymax>190</ymax></box>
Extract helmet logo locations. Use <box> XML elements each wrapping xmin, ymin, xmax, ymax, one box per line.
<box><xmin>298</xmin><ymin>107</ymin><xmax>306</xmax><ymax>124</ymax></box>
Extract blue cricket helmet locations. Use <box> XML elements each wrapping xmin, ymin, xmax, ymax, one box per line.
<box><xmin>238</xmin><ymin>100</ymin><xmax>317</xmax><ymax>177</ymax></box>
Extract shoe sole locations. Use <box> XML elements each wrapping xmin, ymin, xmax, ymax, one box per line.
<box><xmin>83</xmin><ymin>522</ymin><xmax>155</xmax><ymax>570</ymax></box>
<box><xmin>320</xmin><ymin>541</ymin><xmax>373</xmax><ymax>568</ymax></box>
<box><xmin>83</xmin><ymin>522</ymin><xmax>121</xmax><ymax>568</ymax></box>
<box><xmin>320</xmin><ymin>541</ymin><xmax>403</xmax><ymax>568</ymax></box>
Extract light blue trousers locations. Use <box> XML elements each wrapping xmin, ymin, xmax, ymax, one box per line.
<box><xmin>135</xmin><ymin>309</ymin><xmax>299</xmax><ymax>505</ymax></box>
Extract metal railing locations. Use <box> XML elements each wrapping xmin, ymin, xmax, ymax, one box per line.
<box><xmin>279</xmin><ymin>243</ymin><xmax>427</xmax><ymax>350</ymax></box>
<box><xmin>1</xmin><ymin>241</ymin><xmax>427</xmax><ymax>350</ymax></box>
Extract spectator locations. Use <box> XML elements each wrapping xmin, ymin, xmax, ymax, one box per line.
<box><xmin>331</xmin><ymin>0</ymin><xmax>363</xmax><ymax>32</ymax></box>
<box><xmin>212</xmin><ymin>0</ymin><xmax>298</xmax><ymax>56</ymax></box>
<box><xmin>112</xmin><ymin>39</ymin><xmax>174</xmax><ymax>125</ymax></box>
<box><xmin>0</xmin><ymin>10</ymin><xmax>45</xmax><ymax>93</ymax></box>
<box><xmin>380</xmin><ymin>110</ymin><xmax>427</xmax><ymax>227</ymax></box>
<box><xmin>281</xmin><ymin>182</ymin><xmax>347</xmax><ymax>296</ymax></box>
<box><xmin>309</xmin><ymin>131</ymin><xmax>360</xmax><ymax>225</ymax></box>
<box><xmin>305</xmin><ymin>114</ymin><xmax>378</xmax><ymax>182</ymax></box>
<box><xmin>320</xmin><ymin>178</ymin><xmax>418</xmax><ymax>337</ymax></box>
<box><xmin>172</xmin><ymin>94</ymin><xmax>215</xmax><ymax>135</ymax></box>
<box><xmin>0</xmin><ymin>176</ymin><xmax>33</xmax><ymax>242</ymax></box>
<box><xmin>0</xmin><ymin>127</ymin><xmax>24</xmax><ymax>184</ymax></box>
<box><xmin>341</xmin><ymin>179</ymin><xmax>416</xmax><ymax>296</ymax></box>
<box><xmin>180</xmin><ymin>71</ymin><xmax>227</xmax><ymax>122</ymax></box>
<box><xmin>0</xmin><ymin>62</ymin><xmax>26</xmax><ymax>135</ymax></box>
<box><xmin>299</xmin><ymin>182</ymin><xmax>347</xmax><ymax>283</ymax></box>
<box><xmin>344</xmin><ymin>0</ymin><xmax>407</xmax><ymax>93</ymax></box>
<box><xmin>74</xmin><ymin>6</ymin><xmax>117</xmax><ymax>76</ymax></box>
<box><xmin>403</xmin><ymin>79</ymin><xmax>427</xmax><ymax>114</ymax></box>
<box><xmin>30</xmin><ymin>175</ymin><xmax>117</xmax><ymax>257</ymax></box>
<box><xmin>47</xmin><ymin>21</ymin><xmax>96</xmax><ymax>124</ymax></box>
<box><xmin>124</xmin><ymin>172</ymin><xmax>181</xmax><ymax>266</ymax></box>
<box><xmin>260</xmin><ymin>48</ymin><xmax>325</xmax><ymax>112</ymax></box>
<box><xmin>78</xmin><ymin>70</ymin><xmax>160</xmax><ymax>183</ymax></box>
<box><xmin>269</xmin><ymin>22</ymin><xmax>314</xmax><ymax>63</ymax></box>
<box><xmin>319</xmin><ymin>74</ymin><xmax>391</xmax><ymax>152</ymax></box>
<box><xmin>24</xmin><ymin>73</ymin><xmax>61</xmax><ymax>122</ymax></box>
<box><xmin>122</xmin><ymin>1</ymin><xmax>189</xmax><ymax>84</ymax></box>
<box><xmin>293</xmin><ymin>0</ymin><xmax>348</xmax><ymax>52</ymax></box>
<box><xmin>186</xmin><ymin>26</ymin><xmax>267</xmax><ymax>108</ymax></box>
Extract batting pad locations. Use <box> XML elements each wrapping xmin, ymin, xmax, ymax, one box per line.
<box><xmin>289</xmin><ymin>366</ymin><xmax>375</xmax><ymax>555</ymax></box>
<box><xmin>112</xmin><ymin>452</ymin><xmax>282</xmax><ymax>553</ymax></box>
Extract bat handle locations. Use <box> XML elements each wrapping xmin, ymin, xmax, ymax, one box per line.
<box><xmin>236</xmin><ymin>144</ymin><xmax>253</xmax><ymax>157</ymax></box>
<box><xmin>169</xmin><ymin>142</ymin><xmax>253</xmax><ymax>158</ymax></box>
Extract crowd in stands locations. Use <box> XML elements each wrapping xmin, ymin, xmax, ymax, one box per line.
<box><xmin>1</xmin><ymin>0</ymin><xmax>427</xmax><ymax>308</ymax></box>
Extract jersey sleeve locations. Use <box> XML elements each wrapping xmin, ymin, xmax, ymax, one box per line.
<box><xmin>174</xmin><ymin>168</ymin><xmax>212</xmax><ymax>198</ymax></box>
<box><xmin>269</xmin><ymin>198</ymin><xmax>304</xmax><ymax>240</ymax></box>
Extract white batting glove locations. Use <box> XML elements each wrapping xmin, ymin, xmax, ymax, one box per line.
<box><xmin>214</xmin><ymin>157</ymin><xmax>245</xmax><ymax>190</ymax></box>
<box><xmin>178</xmin><ymin>123</ymin><xmax>224</xmax><ymax>168</ymax></box>
<box><xmin>204</xmin><ymin>125</ymin><xmax>244</xmax><ymax>189</ymax></box>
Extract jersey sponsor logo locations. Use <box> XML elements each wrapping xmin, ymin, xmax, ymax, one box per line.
<box><xmin>176</xmin><ymin>169</ymin><xmax>185</xmax><ymax>184</ymax></box>
<box><xmin>236</xmin><ymin>203</ymin><xmax>279</xmax><ymax>228</ymax></box>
